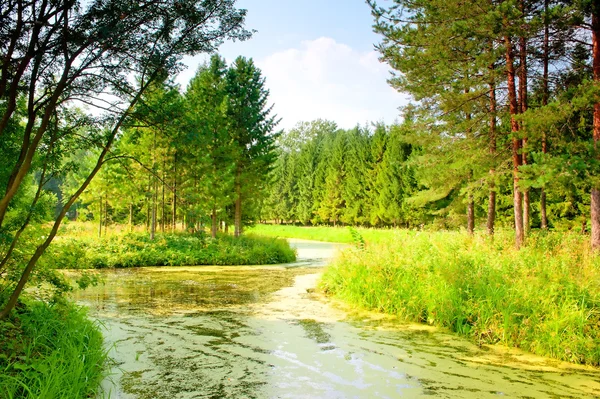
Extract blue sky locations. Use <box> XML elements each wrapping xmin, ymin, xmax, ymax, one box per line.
<box><xmin>177</xmin><ymin>0</ymin><xmax>409</xmax><ymax>130</ymax></box>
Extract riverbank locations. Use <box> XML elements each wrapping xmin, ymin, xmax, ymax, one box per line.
<box><xmin>0</xmin><ymin>299</ymin><xmax>107</xmax><ymax>398</ymax></box>
<box><xmin>320</xmin><ymin>230</ymin><xmax>600</xmax><ymax>366</ymax></box>
<box><xmin>45</xmin><ymin>232</ymin><xmax>296</xmax><ymax>269</ymax></box>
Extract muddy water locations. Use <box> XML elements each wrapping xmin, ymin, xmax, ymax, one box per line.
<box><xmin>72</xmin><ymin>239</ymin><xmax>600</xmax><ymax>399</ymax></box>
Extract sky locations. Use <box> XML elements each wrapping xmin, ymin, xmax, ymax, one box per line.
<box><xmin>175</xmin><ymin>0</ymin><xmax>410</xmax><ymax>131</ymax></box>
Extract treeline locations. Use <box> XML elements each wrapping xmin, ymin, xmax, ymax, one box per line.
<box><xmin>261</xmin><ymin>120</ymin><xmax>419</xmax><ymax>227</ymax></box>
<box><xmin>352</xmin><ymin>0</ymin><xmax>600</xmax><ymax>248</ymax></box>
<box><xmin>72</xmin><ymin>55</ymin><xmax>278</xmax><ymax>238</ymax></box>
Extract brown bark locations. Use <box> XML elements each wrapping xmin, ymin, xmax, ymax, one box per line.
<box><xmin>519</xmin><ymin>6</ymin><xmax>530</xmax><ymax>235</ymax></box>
<box><xmin>467</xmin><ymin>195</ymin><xmax>475</xmax><ymax>235</ymax></box>
<box><xmin>540</xmin><ymin>0</ymin><xmax>550</xmax><ymax>230</ymax></box>
<box><xmin>487</xmin><ymin>78</ymin><xmax>497</xmax><ymax>236</ymax></box>
<box><xmin>592</xmin><ymin>7</ymin><xmax>600</xmax><ymax>250</ymax></box>
<box><xmin>505</xmin><ymin>34</ymin><xmax>524</xmax><ymax>248</ymax></box>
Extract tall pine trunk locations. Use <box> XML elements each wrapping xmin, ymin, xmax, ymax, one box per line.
<box><xmin>540</xmin><ymin>0</ymin><xmax>550</xmax><ymax>230</ymax></box>
<box><xmin>591</xmin><ymin>7</ymin><xmax>600</xmax><ymax>250</ymax></box>
<box><xmin>234</xmin><ymin>168</ymin><xmax>242</xmax><ymax>238</ymax></box>
<box><xmin>487</xmin><ymin>79</ymin><xmax>497</xmax><ymax>236</ymax></box>
<box><xmin>151</xmin><ymin>181</ymin><xmax>157</xmax><ymax>240</ymax></box>
<box><xmin>465</xmin><ymin>87</ymin><xmax>474</xmax><ymax>234</ymax></box>
<box><xmin>467</xmin><ymin>195</ymin><xmax>475</xmax><ymax>234</ymax></box>
<box><xmin>161</xmin><ymin>164</ymin><xmax>165</xmax><ymax>233</ymax></box>
<box><xmin>505</xmin><ymin>34</ymin><xmax>524</xmax><ymax>248</ymax></box>
<box><xmin>172</xmin><ymin>153</ymin><xmax>177</xmax><ymax>231</ymax></box>
<box><xmin>519</xmin><ymin>27</ymin><xmax>530</xmax><ymax>235</ymax></box>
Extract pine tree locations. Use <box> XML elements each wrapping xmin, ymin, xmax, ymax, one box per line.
<box><xmin>226</xmin><ymin>57</ymin><xmax>279</xmax><ymax>237</ymax></box>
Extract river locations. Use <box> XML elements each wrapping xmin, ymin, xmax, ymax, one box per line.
<box><xmin>72</xmin><ymin>239</ymin><xmax>600</xmax><ymax>398</ymax></box>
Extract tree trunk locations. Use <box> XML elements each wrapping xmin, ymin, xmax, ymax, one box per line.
<box><xmin>172</xmin><ymin>154</ymin><xmax>177</xmax><ymax>231</ymax></box>
<box><xmin>151</xmin><ymin>182</ymin><xmax>157</xmax><ymax>240</ymax></box>
<box><xmin>541</xmin><ymin>0</ymin><xmax>550</xmax><ymax>230</ymax></box>
<box><xmin>487</xmin><ymin>78</ymin><xmax>497</xmax><ymax>236</ymax></box>
<box><xmin>505</xmin><ymin>34</ymin><xmax>524</xmax><ymax>248</ymax></box>
<box><xmin>211</xmin><ymin>206</ymin><xmax>218</xmax><ymax>239</ymax></box>
<box><xmin>98</xmin><ymin>196</ymin><xmax>103</xmax><ymax>238</ymax></box>
<box><xmin>467</xmin><ymin>195</ymin><xmax>475</xmax><ymax>235</ymax></box>
<box><xmin>129</xmin><ymin>202</ymin><xmax>133</xmax><ymax>232</ymax></box>
<box><xmin>591</xmin><ymin>7</ymin><xmax>600</xmax><ymax>249</ymax></box>
<box><xmin>519</xmin><ymin>8</ymin><xmax>530</xmax><ymax>235</ymax></box>
<box><xmin>104</xmin><ymin>196</ymin><xmax>108</xmax><ymax>237</ymax></box>
<box><xmin>161</xmin><ymin>162</ymin><xmax>165</xmax><ymax>233</ymax></box>
<box><xmin>234</xmin><ymin>170</ymin><xmax>242</xmax><ymax>237</ymax></box>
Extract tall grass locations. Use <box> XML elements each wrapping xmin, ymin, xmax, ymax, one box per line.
<box><xmin>0</xmin><ymin>300</ymin><xmax>107</xmax><ymax>398</ymax></box>
<box><xmin>320</xmin><ymin>230</ymin><xmax>600</xmax><ymax>365</ymax></box>
<box><xmin>247</xmin><ymin>224</ymin><xmax>396</xmax><ymax>244</ymax></box>
<box><xmin>45</xmin><ymin>232</ymin><xmax>296</xmax><ymax>269</ymax></box>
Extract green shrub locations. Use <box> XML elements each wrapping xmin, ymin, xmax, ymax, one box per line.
<box><xmin>43</xmin><ymin>232</ymin><xmax>296</xmax><ymax>269</ymax></box>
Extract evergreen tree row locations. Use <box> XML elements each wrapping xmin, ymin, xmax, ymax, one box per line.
<box><xmin>74</xmin><ymin>55</ymin><xmax>278</xmax><ymax>238</ymax></box>
<box><xmin>262</xmin><ymin>120</ymin><xmax>419</xmax><ymax>227</ymax></box>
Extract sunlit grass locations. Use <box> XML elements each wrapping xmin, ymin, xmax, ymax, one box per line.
<box><xmin>320</xmin><ymin>230</ymin><xmax>600</xmax><ymax>365</ymax></box>
<box><xmin>246</xmin><ymin>224</ymin><xmax>395</xmax><ymax>244</ymax></box>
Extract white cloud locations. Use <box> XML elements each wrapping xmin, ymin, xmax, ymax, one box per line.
<box><xmin>255</xmin><ymin>37</ymin><xmax>408</xmax><ymax>130</ymax></box>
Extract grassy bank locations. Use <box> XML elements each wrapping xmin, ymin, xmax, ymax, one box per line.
<box><xmin>45</xmin><ymin>232</ymin><xmax>296</xmax><ymax>269</ymax></box>
<box><xmin>247</xmin><ymin>224</ymin><xmax>396</xmax><ymax>244</ymax></box>
<box><xmin>320</xmin><ymin>230</ymin><xmax>600</xmax><ymax>365</ymax></box>
<box><xmin>0</xmin><ymin>300</ymin><xmax>107</xmax><ymax>398</ymax></box>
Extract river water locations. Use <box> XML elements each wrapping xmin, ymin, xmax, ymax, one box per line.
<box><xmin>72</xmin><ymin>239</ymin><xmax>600</xmax><ymax>399</ymax></box>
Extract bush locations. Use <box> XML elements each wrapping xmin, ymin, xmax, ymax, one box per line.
<box><xmin>43</xmin><ymin>232</ymin><xmax>296</xmax><ymax>269</ymax></box>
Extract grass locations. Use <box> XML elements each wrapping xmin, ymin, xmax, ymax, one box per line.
<box><xmin>44</xmin><ymin>231</ymin><xmax>296</xmax><ymax>269</ymax></box>
<box><xmin>246</xmin><ymin>224</ymin><xmax>396</xmax><ymax>244</ymax></box>
<box><xmin>0</xmin><ymin>299</ymin><xmax>107</xmax><ymax>398</ymax></box>
<box><xmin>319</xmin><ymin>229</ymin><xmax>600</xmax><ymax>366</ymax></box>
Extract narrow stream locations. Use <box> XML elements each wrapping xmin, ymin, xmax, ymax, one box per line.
<box><xmin>72</xmin><ymin>239</ymin><xmax>600</xmax><ymax>399</ymax></box>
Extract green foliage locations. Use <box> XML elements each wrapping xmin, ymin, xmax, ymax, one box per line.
<box><xmin>321</xmin><ymin>230</ymin><xmax>600</xmax><ymax>365</ymax></box>
<box><xmin>263</xmin><ymin>121</ymin><xmax>421</xmax><ymax>227</ymax></box>
<box><xmin>0</xmin><ymin>300</ymin><xmax>107</xmax><ymax>398</ymax></box>
<box><xmin>44</xmin><ymin>232</ymin><xmax>296</xmax><ymax>268</ymax></box>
